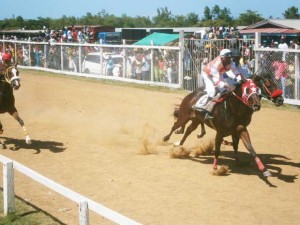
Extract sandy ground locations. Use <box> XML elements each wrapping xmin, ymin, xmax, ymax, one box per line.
<box><xmin>0</xmin><ymin>70</ymin><xmax>300</xmax><ymax>225</ymax></box>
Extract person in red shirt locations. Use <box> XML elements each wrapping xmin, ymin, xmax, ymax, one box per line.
<box><xmin>194</xmin><ymin>49</ymin><xmax>242</xmax><ymax>119</ymax></box>
<box><xmin>0</xmin><ymin>52</ymin><xmax>13</xmax><ymax>77</ymax></box>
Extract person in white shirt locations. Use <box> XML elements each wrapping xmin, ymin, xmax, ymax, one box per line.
<box><xmin>278</xmin><ymin>36</ymin><xmax>288</xmax><ymax>61</ymax></box>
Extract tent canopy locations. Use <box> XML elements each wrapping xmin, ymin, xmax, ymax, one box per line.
<box><xmin>133</xmin><ymin>32</ymin><xmax>179</xmax><ymax>46</ymax></box>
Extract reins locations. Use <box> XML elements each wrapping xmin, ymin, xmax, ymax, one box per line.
<box><xmin>231</xmin><ymin>91</ymin><xmax>251</xmax><ymax>108</ymax></box>
<box><xmin>260</xmin><ymin>79</ymin><xmax>273</xmax><ymax>99</ymax></box>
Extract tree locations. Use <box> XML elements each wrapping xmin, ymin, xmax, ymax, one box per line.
<box><xmin>237</xmin><ymin>10</ymin><xmax>264</xmax><ymax>26</ymax></box>
<box><xmin>219</xmin><ymin>7</ymin><xmax>233</xmax><ymax>22</ymax></box>
<box><xmin>152</xmin><ymin>7</ymin><xmax>173</xmax><ymax>27</ymax></box>
<box><xmin>185</xmin><ymin>12</ymin><xmax>199</xmax><ymax>26</ymax></box>
<box><xmin>283</xmin><ymin>6</ymin><xmax>300</xmax><ymax>19</ymax></box>
<box><xmin>211</xmin><ymin>5</ymin><xmax>221</xmax><ymax>20</ymax></box>
<box><xmin>203</xmin><ymin>6</ymin><xmax>212</xmax><ymax>21</ymax></box>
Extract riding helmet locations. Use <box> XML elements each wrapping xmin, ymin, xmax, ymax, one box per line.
<box><xmin>2</xmin><ymin>53</ymin><xmax>12</xmax><ymax>62</ymax></box>
<box><xmin>220</xmin><ymin>49</ymin><xmax>232</xmax><ymax>58</ymax></box>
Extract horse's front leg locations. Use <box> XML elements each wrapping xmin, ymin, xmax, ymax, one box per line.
<box><xmin>231</xmin><ymin>133</ymin><xmax>240</xmax><ymax>162</ymax></box>
<box><xmin>175</xmin><ymin>125</ymin><xmax>185</xmax><ymax>134</ymax></box>
<box><xmin>11</xmin><ymin>111</ymin><xmax>31</xmax><ymax>144</ymax></box>
<box><xmin>0</xmin><ymin>120</ymin><xmax>6</xmax><ymax>149</ymax></box>
<box><xmin>173</xmin><ymin>118</ymin><xmax>200</xmax><ymax>147</ymax></box>
<box><xmin>237</xmin><ymin>125</ymin><xmax>271</xmax><ymax>177</ymax></box>
<box><xmin>213</xmin><ymin>132</ymin><xmax>223</xmax><ymax>170</ymax></box>
<box><xmin>197</xmin><ymin>122</ymin><xmax>206</xmax><ymax>138</ymax></box>
<box><xmin>0</xmin><ymin>120</ymin><xmax>3</xmax><ymax>134</ymax></box>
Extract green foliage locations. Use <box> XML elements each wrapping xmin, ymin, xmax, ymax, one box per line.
<box><xmin>237</xmin><ymin>10</ymin><xmax>264</xmax><ymax>26</ymax></box>
<box><xmin>0</xmin><ymin>5</ymin><xmax>297</xmax><ymax>30</ymax></box>
<box><xmin>283</xmin><ymin>6</ymin><xmax>300</xmax><ymax>19</ymax></box>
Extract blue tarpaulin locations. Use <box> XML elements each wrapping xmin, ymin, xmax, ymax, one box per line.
<box><xmin>133</xmin><ymin>32</ymin><xmax>179</xmax><ymax>46</ymax></box>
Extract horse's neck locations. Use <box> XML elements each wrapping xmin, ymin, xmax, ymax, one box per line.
<box><xmin>227</xmin><ymin>93</ymin><xmax>253</xmax><ymax>119</ymax></box>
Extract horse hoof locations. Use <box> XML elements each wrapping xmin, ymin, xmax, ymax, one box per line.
<box><xmin>197</xmin><ymin>132</ymin><xmax>205</xmax><ymax>138</ymax></box>
<box><xmin>162</xmin><ymin>136</ymin><xmax>169</xmax><ymax>142</ymax></box>
<box><xmin>263</xmin><ymin>170</ymin><xmax>272</xmax><ymax>177</ymax></box>
<box><xmin>173</xmin><ymin>141</ymin><xmax>181</xmax><ymax>147</ymax></box>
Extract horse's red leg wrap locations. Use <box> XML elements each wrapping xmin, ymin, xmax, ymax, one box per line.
<box><xmin>255</xmin><ymin>156</ymin><xmax>265</xmax><ymax>171</ymax></box>
<box><xmin>213</xmin><ymin>158</ymin><xmax>218</xmax><ymax>170</ymax></box>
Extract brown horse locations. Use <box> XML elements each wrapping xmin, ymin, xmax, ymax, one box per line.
<box><xmin>165</xmin><ymin>74</ymin><xmax>284</xmax><ymax>141</ymax></box>
<box><xmin>0</xmin><ymin>64</ymin><xmax>31</xmax><ymax>146</ymax></box>
<box><xmin>163</xmin><ymin>79</ymin><xmax>272</xmax><ymax>177</ymax></box>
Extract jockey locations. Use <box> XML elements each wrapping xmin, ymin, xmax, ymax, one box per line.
<box><xmin>194</xmin><ymin>49</ymin><xmax>242</xmax><ymax>120</ymax></box>
<box><xmin>0</xmin><ymin>52</ymin><xmax>13</xmax><ymax>78</ymax></box>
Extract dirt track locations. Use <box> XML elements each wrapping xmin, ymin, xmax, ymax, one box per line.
<box><xmin>0</xmin><ymin>70</ymin><xmax>300</xmax><ymax>225</ymax></box>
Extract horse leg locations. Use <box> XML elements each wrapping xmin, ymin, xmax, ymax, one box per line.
<box><xmin>231</xmin><ymin>133</ymin><xmax>240</xmax><ymax>162</ymax></box>
<box><xmin>213</xmin><ymin>132</ymin><xmax>223</xmax><ymax>170</ymax></box>
<box><xmin>175</xmin><ymin>124</ymin><xmax>185</xmax><ymax>134</ymax></box>
<box><xmin>197</xmin><ymin>122</ymin><xmax>206</xmax><ymax>138</ymax></box>
<box><xmin>237</xmin><ymin>125</ymin><xmax>271</xmax><ymax>177</ymax></box>
<box><xmin>0</xmin><ymin>121</ymin><xmax>5</xmax><ymax>149</ymax></box>
<box><xmin>173</xmin><ymin>118</ymin><xmax>200</xmax><ymax>147</ymax></box>
<box><xmin>163</xmin><ymin>118</ymin><xmax>189</xmax><ymax>142</ymax></box>
<box><xmin>11</xmin><ymin>111</ymin><xmax>31</xmax><ymax>144</ymax></box>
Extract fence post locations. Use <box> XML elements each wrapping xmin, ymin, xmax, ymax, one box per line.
<box><xmin>295</xmin><ymin>45</ymin><xmax>299</xmax><ymax>99</ymax></box>
<box><xmin>79</xmin><ymin>201</ymin><xmax>89</xmax><ymax>225</ymax></box>
<box><xmin>179</xmin><ymin>30</ymin><xmax>184</xmax><ymax>88</ymax></box>
<box><xmin>254</xmin><ymin>32</ymin><xmax>261</xmax><ymax>72</ymax></box>
<box><xmin>3</xmin><ymin>161</ymin><xmax>15</xmax><ymax>215</ymax></box>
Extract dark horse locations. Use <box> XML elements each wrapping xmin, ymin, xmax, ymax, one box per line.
<box><xmin>166</xmin><ymin>74</ymin><xmax>284</xmax><ymax>140</ymax></box>
<box><xmin>0</xmin><ymin>63</ymin><xmax>31</xmax><ymax>146</ymax></box>
<box><xmin>163</xmin><ymin>78</ymin><xmax>280</xmax><ymax>177</ymax></box>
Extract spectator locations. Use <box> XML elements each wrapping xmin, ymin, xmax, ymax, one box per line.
<box><xmin>141</xmin><ymin>53</ymin><xmax>150</xmax><ymax>80</ymax></box>
<box><xmin>278</xmin><ymin>36</ymin><xmax>288</xmax><ymax>61</ymax></box>
<box><xmin>0</xmin><ymin>52</ymin><xmax>13</xmax><ymax>69</ymax></box>
<box><xmin>33</xmin><ymin>45</ymin><xmax>41</xmax><ymax>67</ymax></box>
<box><xmin>106</xmin><ymin>56</ymin><xmax>114</xmax><ymax>75</ymax></box>
<box><xmin>272</xmin><ymin>52</ymin><xmax>288</xmax><ymax>97</ymax></box>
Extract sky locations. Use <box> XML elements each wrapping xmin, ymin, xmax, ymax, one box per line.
<box><xmin>1</xmin><ymin>0</ymin><xmax>299</xmax><ymax>21</ymax></box>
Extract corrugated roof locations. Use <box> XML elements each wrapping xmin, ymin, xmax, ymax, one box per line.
<box><xmin>239</xmin><ymin>28</ymin><xmax>300</xmax><ymax>34</ymax></box>
<box><xmin>244</xmin><ymin>19</ymin><xmax>300</xmax><ymax>30</ymax></box>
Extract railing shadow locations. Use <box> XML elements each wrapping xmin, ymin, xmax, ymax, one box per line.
<box><xmin>0</xmin><ymin>187</ymin><xmax>66</xmax><ymax>224</ymax></box>
<box><xmin>187</xmin><ymin>150</ymin><xmax>299</xmax><ymax>187</ymax></box>
<box><xmin>0</xmin><ymin>136</ymin><xmax>66</xmax><ymax>154</ymax></box>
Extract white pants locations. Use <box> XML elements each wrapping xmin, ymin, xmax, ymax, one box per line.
<box><xmin>194</xmin><ymin>73</ymin><xmax>216</xmax><ymax>109</ymax></box>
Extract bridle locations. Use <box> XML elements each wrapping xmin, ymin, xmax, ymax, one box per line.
<box><xmin>231</xmin><ymin>80</ymin><xmax>261</xmax><ymax>110</ymax></box>
<box><xmin>3</xmin><ymin>65</ymin><xmax>20</xmax><ymax>87</ymax></box>
<box><xmin>259</xmin><ymin>76</ymin><xmax>283</xmax><ymax>100</ymax></box>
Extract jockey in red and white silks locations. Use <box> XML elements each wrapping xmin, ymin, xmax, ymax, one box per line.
<box><xmin>194</xmin><ymin>49</ymin><xmax>242</xmax><ymax>118</ymax></box>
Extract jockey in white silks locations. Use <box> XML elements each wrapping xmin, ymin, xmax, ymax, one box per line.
<box><xmin>194</xmin><ymin>49</ymin><xmax>243</xmax><ymax>120</ymax></box>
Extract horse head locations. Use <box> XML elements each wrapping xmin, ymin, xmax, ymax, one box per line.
<box><xmin>235</xmin><ymin>79</ymin><xmax>261</xmax><ymax>112</ymax></box>
<box><xmin>252</xmin><ymin>74</ymin><xmax>284</xmax><ymax>106</ymax></box>
<box><xmin>4</xmin><ymin>63</ymin><xmax>20</xmax><ymax>90</ymax></box>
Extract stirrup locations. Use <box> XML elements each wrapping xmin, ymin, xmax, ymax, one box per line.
<box><xmin>204</xmin><ymin>113</ymin><xmax>213</xmax><ymax>120</ymax></box>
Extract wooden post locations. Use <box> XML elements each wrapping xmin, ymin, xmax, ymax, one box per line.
<box><xmin>79</xmin><ymin>201</ymin><xmax>89</xmax><ymax>225</ymax></box>
<box><xmin>3</xmin><ymin>161</ymin><xmax>15</xmax><ymax>214</ymax></box>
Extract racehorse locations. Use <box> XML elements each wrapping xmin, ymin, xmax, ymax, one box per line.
<box><xmin>163</xmin><ymin>79</ymin><xmax>273</xmax><ymax>177</ymax></box>
<box><xmin>163</xmin><ymin>73</ymin><xmax>284</xmax><ymax>141</ymax></box>
<box><xmin>0</xmin><ymin>63</ymin><xmax>31</xmax><ymax>146</ymax></box>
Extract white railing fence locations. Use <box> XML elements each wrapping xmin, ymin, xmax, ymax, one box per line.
<box><xmin>0</xmin><ymin>154</ymin><xmax>142</xmax><ymax>225</ymax></box>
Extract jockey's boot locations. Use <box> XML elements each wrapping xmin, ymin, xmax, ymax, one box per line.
<box><xmin>194</xmin><ymin>97</ymin><xmax>214</xmax><ymax>120</ymax></box>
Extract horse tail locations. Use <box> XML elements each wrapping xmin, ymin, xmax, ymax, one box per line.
<box><xmin>173</xmin><ymin>108</ymin><xmax>179</xmax><ymax>118</ymax></box>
